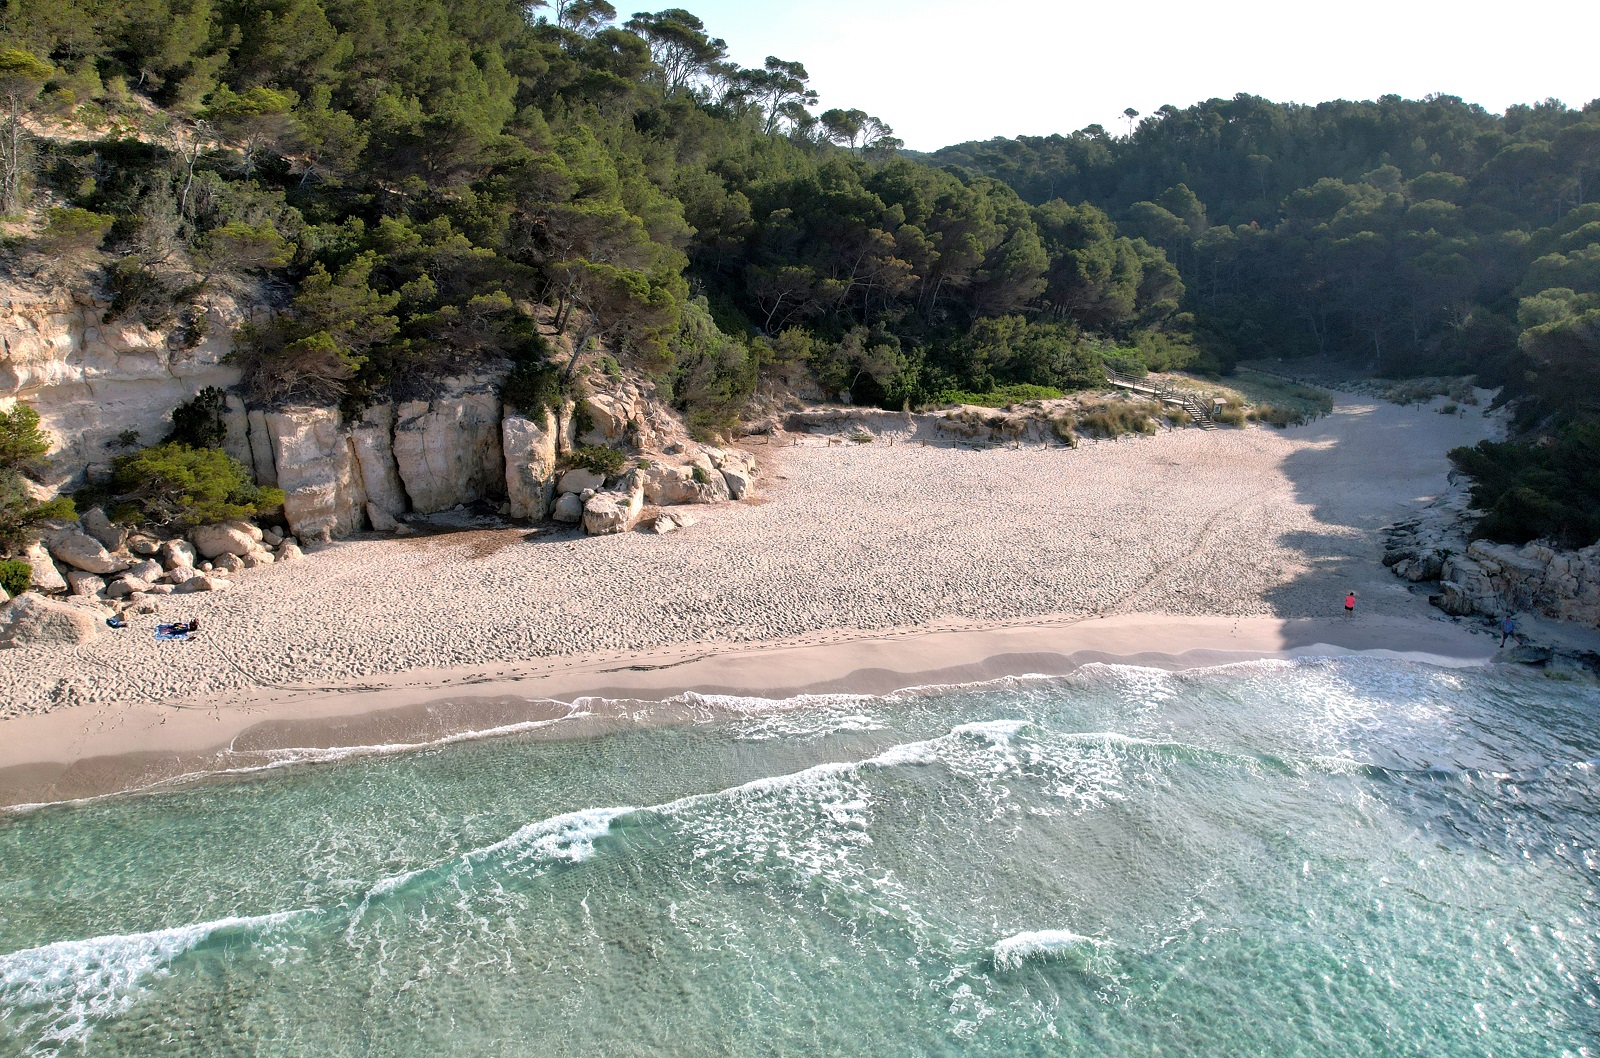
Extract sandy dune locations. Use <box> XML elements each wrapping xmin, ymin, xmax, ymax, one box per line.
<box><xmin>1</xmin><ymin>391</ymin><xmax>1495</xmax><ymax>719</ymax></box>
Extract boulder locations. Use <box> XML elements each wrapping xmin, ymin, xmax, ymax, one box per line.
<box><xmin>80</xmin><ymin>508</ymin><xmax>128</xmax><ymax>551</ymax></box>
<box><xmin>367</xmin><ymin>504</ymin><xmax>399</xmax><ymax>532</ymax></box>
<box><xmin>642</xmin><ymin>464</ymin><xmax>729</xmax><ymax>505</ymax></box>
<box><xmin>143</xmin><ymin>583</ymin><xmax>175</xmax><ymax>596</ymax></box>
<box><xmin>653</xmin><ymin>514</ymin><xmax>678</xmax><ymax>535</ymax></box>
<box><xmin>66</xmin><ymin>571</ymin><xmax>106</xmax><ymax>597</ymax></box>
<box><xmin>173</xmin><ymin>574</ymin><xmax>231</xmax><ymax>594</ymax></box>
<box><xmin>128</xmin><ymin>535</ymin><xmax>161</xmax><ymax>557</ymax></box>
<box><xmin>48</xmin><ymin>529</ymin><xmax>122</xmax><ymax>574</ymax></box>
<box><xmin>0</xmin><ymin>593</ymin><xmax>103</xmax><ymax>649</ymax></box>
<box><xmin>23</xmin><ymin>542</ymin><xmax>68</xmax><ymax>593</ymax></box>
<box><xmin>582</xmin><ymin>472</ymin><xmax>646</xmax><ymax>536</ymax></box>
<box><xmin>558</xmin><ymin>468</ymin><xmax>606</xmax><ymax>495</ymax></box>
<box><xmin>262</xmin><ymin>526</ymin><xmax>284</xmax><ymax>546</ymax></box>
<box><xmin>191</xmin><ymin>521</ymin><xmax>257</xmax><ymax>559</ymax></box>
<box><xmin>503</xmin><ymin>410</ymin><xmax>561</xmax><ymax>520</ymax></box>
<box><xmin>164</xmin><ymin>566</ymin><xmax>200</xmax><ymax>585</ymax></box>
<box><xmin>720</xmin><ymin>466</ymin><xmax>752</xmax><ymax>501</ymax></box>
<box><xmin>107</xmin><ymin>576</ymin><xmax>151</xmax><ymax>599</ymax></box>
<box><xmin>241</xmin><ymin>549</ymin><xmax>275</xmax><ymax>569</ymax></box>
<box><xmin>124</xmin><ymin>559</ymin><xmax>164</xmax><ymax>582</ymax></box>
<box><xmin>211</xmin><ymin>552</ymin><xmax>245</xmax><ymax>574</ymax></box>
<box><xmin>276</xmin><ymin>542</ymin><xmax>305</xmax><ymax>562</ymax></box>
<box><xmin>552</xmin><ymin>492</ymin><xmax>584</xmax><ymax>524</ymax></box>
<box><xmin>392</xmin><ymin>390</ymin><xmax>505</xmax><ymax>514</ymax></box>
<box><xmin>159</xmin><ymin>539</ymin><xmax>198</xmax><ymax>570</ymax></box>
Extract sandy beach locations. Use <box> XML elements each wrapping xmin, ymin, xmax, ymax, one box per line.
<box><xmin>0</xmin><ymin>392</ymin><xmax>1504</xmax><ymax>805</ymax></box>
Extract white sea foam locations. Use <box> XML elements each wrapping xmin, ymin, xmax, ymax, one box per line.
<box><xmin>0</xmin><ymin>910</ymin><xmax>313</xmax><ymax>1054</ymax></box>
<box><xmin>991</xmin><ymin>929</ymin><xmax>1103</xmax><ymax>972</ymax></box>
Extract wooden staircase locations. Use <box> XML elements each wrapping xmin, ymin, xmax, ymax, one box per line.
<box><xmin>1104</xmin><ymin>368</ymin><xmax>1218</xmax><ymax>430</ymax></box>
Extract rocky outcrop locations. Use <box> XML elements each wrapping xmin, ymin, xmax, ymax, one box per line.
<box><xmin>1437</xmin><ymin>540</ymin><xmax>1600</xmax><ymax>625</ymax></box>
<box><xmin>1386</xmin><ymin>482</ymin><xmax>1600</xmax><ymax>626</ymax></box>
<box><xmin>502</xmin><ymin>408</ymin><xmax>562</xmax><ymax>520</ymax></box>
<box><xmin>393</xmin><ymin>389</ymin><xmax>505</xmax><ymax>514</ymax></box>
<box><xmin>0</xmin><ymin>592</ymin><xmax>103</xmax><ymax>648</ymax></box>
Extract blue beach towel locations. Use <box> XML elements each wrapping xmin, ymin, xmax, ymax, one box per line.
<box><xmin>155</xmin><ymin>624</ymin><xmax>192</xmax><ymax>642</ymax></box>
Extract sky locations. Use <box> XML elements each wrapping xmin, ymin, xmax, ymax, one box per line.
<box><xmin>674</xmin><ymin>0</ymin><xmax>1600</xmax><ymax>151</ymax></box>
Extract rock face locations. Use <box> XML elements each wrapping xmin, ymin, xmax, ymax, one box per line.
<box><xmin>191</xmin><ymin>521</ymin><xmax>257</xmax><ymax>559</ymax></box>
<box><xmin>267</xmin><ymin>407</ymin><xmax>370</xmax><ymax>544</ymax></box>
<box><xmin>0</xmin><ymin>593</ymin><xmax>103</xmax><ymax>648</ymax></box>
<box><xmin>1438</xmin><ymin>540</ymin><xmax>1600</xmax><ymax>626</ymax></box>
<box><xmin>393</xmin><ymin>390</ymin><xmax>505</xmax><ymax>514</ymax></box>
<box><xmin>47</xmin><ymin>529</ymin><xmax>122</xmax><ymax>574</ymax></box>
<box><xmin>0</xmin><ymin>283</ymin><xmax>243</xmax><ymax>486</ymax></box>
<box><xmin>502</xmin><ymin>409</ymin><xmax>560</xmax><ymax>520</ymax></box>
<box><xmin>366</xmin><ymin>504</ymin><xmax>399</xmax><ymax>532</ymax></box>
<box><xmin>351</xmin><ymin>405</ymin><xmax>407</xmax><ymax>522</ymax></box>
<box><xmin>66</xmin><ymin>571</ymin><xmax>105</xmax><ymax>596</ymax></box>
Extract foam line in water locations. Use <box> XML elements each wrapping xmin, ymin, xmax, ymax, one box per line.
<box><xmin>0</xmin><ymin>910</ymin><xmax>314</xmax><ymax>1054</ymax></box>
<box><xmin>991</xmin><ymin>929</ymin><xmax>1105</xmax><ymax>972</ymax></box>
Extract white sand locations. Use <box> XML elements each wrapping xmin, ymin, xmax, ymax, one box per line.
<box><xmin>0</xmin><ymin>393</ymin><xmax>1497</xmax><ymax>718</ymax></box>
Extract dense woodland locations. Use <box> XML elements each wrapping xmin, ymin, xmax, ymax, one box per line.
<box><xmin>0</xmin><ymin>1</ymin><xmax>1597</xmax><ymax>545</ymax></box>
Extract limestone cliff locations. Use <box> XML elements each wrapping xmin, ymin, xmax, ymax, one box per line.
<box><xmin>0</xmin><ymin>282</ymin><xmax>245</xmax><ymax>486</ymax></box>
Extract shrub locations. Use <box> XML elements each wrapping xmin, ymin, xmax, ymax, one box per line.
<box><xmin>1215</xmin><ymin>403</ymin><xmax>1249</xmax><ymax>427</ymax></box>
<box><xmin>850</xmin><ymin>432</ymin><xmax>874</xmax><ymax>444</ymax></box>
<box><xmin>1439</xmin><ymin>403</ymin><xmax>1459</xmax><ymax>415</ymax></box>
<box><xmin>0</xmin><ymin>473</ymin><xmax>75</xmax><ymax>548</ymax></box>
<box><xmin>501</xmin><ymin>362</ymin><xmax>566</xmax><ymax>418</ymax></box>
<box><xmin>570</xmin><ymin>445</ymin><xmax>626</xmax><ymax>478</ymax></box>
<box><xmin>1449</xmin><ymin>422</ymin><xmax>1600</xmax><ymax>547</ymax></box>
<box><xmin>109</xmin><ymin>443</ymin><xmax>284</xmax><ymax>529</ymax></box>
<box><xmin>103</xmin><ymin>257</ymin><xmax>195</xmax><ymax>328</ymax></box>
<box><xmin>1068</xmin><ymin>402</ymin><xmax>1159</xmax><ymax>439</ymax></box>
<box><xmin>0</xmin><ymin>405</ymin><xmax>51</xmax><ymax>472</ymax></box>
<box><xmin>691</xmin><ymin>464</ymin><xmax>710</xmax><ymax>484</ymax></box>
<box><xmin>0</xmin><ymin>559</ymin><xmax>31</xmax><ymax>597</ymax></box>
<box><xmin>108</xmin><ymin>429</ymin><xmax>141</xmax><ymax>449</ymax></box>
<box><xmin>166</xmin><ymin>387</ymin><xmax>229</xmax><ymax>449</ymax></box>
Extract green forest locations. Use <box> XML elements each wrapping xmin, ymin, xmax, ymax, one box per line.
<box><xmin>1</xmin><ymin>1</ymin><xmax>1597</xmax><ymax>545</ymax></box>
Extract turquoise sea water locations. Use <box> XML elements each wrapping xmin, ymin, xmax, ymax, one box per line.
<box><xmin>1</xmin><ymin>657</ymin><xmax>1597</xmax><ymax>1056</ymax></box>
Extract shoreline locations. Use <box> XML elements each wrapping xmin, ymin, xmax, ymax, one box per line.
<box><xmin>0</xmin><ymin>611</ymin><xmax>1496</xmax><ymax>810</ymax></box>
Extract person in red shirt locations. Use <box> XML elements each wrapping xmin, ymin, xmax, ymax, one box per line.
<box><xmin>1344</xmin><ymin>592</ymin><xmax>1356</xmax><ymax>616</ymax></box>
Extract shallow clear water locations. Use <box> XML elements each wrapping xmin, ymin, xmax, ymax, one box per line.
<box><xmin>2</xmin><ymin>658</ymin><xmax>1598</xmax><ymax>1057</ymax></box>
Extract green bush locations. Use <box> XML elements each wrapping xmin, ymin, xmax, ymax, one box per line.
<box><xmin>1450</xmin><ymin>422</ymin><xmax>1600</xmax><ymax>547</ymax></box>
<box><xmin>501</xmin><ymin>362</ymin><xmax>567</xmax><ymax>418</ymax></box>
<box><xmin>691</xmin><ymin>464</ymin><xmax>710</xmax><ymax>484</ymax></box>
<box><xmin>166</xmin><ymin>387</ymin><xmax>229</xmax><ymax>449</ymax></box>
<box><xmin>0</xmin><ymin>404</ymin><xmax>76</xmax><ymax>548</ymax></box>
<box><xmin>104</xmin><ymin>258</ymin><xmax>190</xmax><ymax>328</ymax></box>
<box><xmin>0</xmin><ymin>559</ymin><xmax>31</xmax><ymax>597</ymax></box>
<box><xmin>1439</xmin><ymin>403</ymin><xmax>1460</xmax><ymax>415</ymax></box>
<box><xmin>570</xmin><ymin>445</ymin><xmax>626</xmax><ymax>478</ymax></box>
<box><xmin>109</xmin><ymin>443</ymin><xmax>285</xmax><ymax>529</ymax></box>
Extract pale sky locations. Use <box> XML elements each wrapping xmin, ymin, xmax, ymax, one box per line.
<box><xmin>677</xmin><ymin>0</ymin><xmax>1600</xmax><ymax>151</ymax></box>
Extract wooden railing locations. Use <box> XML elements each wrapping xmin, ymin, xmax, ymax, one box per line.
<box><xmin>1104</xmin><ymin>368</ymin><xmax>1217</xmax><ymax>430</ymax></box>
